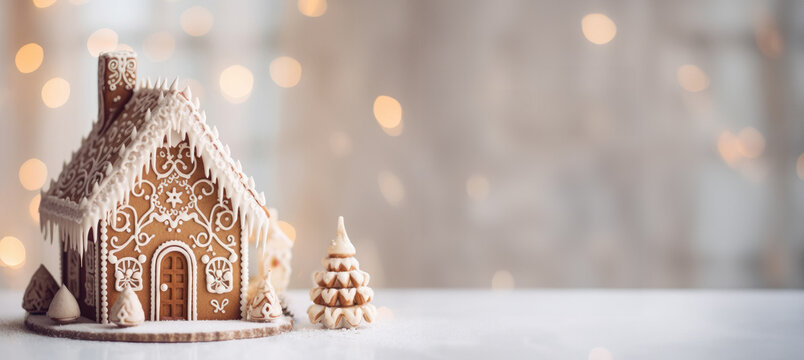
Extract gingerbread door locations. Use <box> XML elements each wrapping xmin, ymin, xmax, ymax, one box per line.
<box><xmin>159</xmin><ymin>252</ymin><xmax>189</xmax><ymax>320</ymax></box>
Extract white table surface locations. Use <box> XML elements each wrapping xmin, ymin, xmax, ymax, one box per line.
<box><xmin>1</xmin><ymin>289</ymin><xmax>802</xmax><ymax>359</ymax></box>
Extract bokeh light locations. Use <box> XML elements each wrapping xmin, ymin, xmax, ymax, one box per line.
<box><xmin>15</xmin><ymin>43</ymin><xmax>44</xmax><ymax>74</ymax></box>
<box><xmin>717</xmin><ymin>131</ymin><xmax>741</xmax><ymax>167</ymax></box>
<box><xmin>29</xmin><ymin>194</ymin><xmax>41</xmax><ymax>224</ymax></box>
<box><xmin>32</xmin><ymin>0</ymin><xmax>56</xmax><ymax>9</ymax></box>
<box><xmin>378</xmin><ymin>171</ymin><xmax>405</xmax><ymax>207</ymax></box>
<box><xmin>41</xmin><ymin>77</ymin><xmax>70</xmax><ymax>108</ymax></box>
<box><xmin>329</xmin><ymin>131</ymin><xmax>352</xmax><ymax>157</ymax></box>
<box><xmin>797</xmin><ymin>154</ymin><xmax>804</xmax><ymax>180</ymax></box>
<box><xmin>0</xmin><ymin>236</ymin><xmax>26</xmax><ymax>268</ymax></box>
<box><xmin>19</xmin><ymin>158</ymin><xmax>48</xmax><ymax>191</ymax></box>
<box><xmin>491</xmin><ymin>270</ymin><xmax>515</xmax><ymax>290</ymax></box>
<box><xmin>277</xmin><ymin>220</ymin><xmax>297</xmax><ymax>242</ymax></box>
<box><xmin>219</xmin><ymin>65</ymin><xmax>254</xmax><ymax>103</ymax></box>
<box><xmin>181</xmin><ymin>6</ymin><xmax>215</xmax><ymax>37</ymax></box>
<box><xmin>466</xmin><ymin>174</ymin><xmax>490</xmax><ymax>201</ymax></box>
<box><xmin>581</xmin><ymin>13</ymin><xmax>617</xmax><ymax>45</ymax></box>
<box><xmin>755</xmin><ymin>19</ymin><xmax>783</xmax><ymax>59</ymax></box>
<box><xmin>116</xmin><ymin>43</ymin><xmax>134</xmax><ymax>52</ymax></box>
<box><xmin>143</xmin><ymin>32</ymin><xmax>175</xmax><ymax>62</ymax></box>
<box><xmin>588</xmin><ymin>347</ymin><xmax>614</xmax><ymax>360</ymax></box>
<box><xmin>376</xmin><ymin>306</ymin><xmax>395</xmax><ymax>321</ymax></box>
<box><xmin>737</xmin><ymin>127</ymin><xmax>765</xmax><ymax>159</ymax></box>
<box><xmin>269</xmin><ymin>56</ymin><xmax>302</xmax><ymax>88</ymax></box>
<box><xmin>298</xmin><ymin>0</ymin><xmax>327</xmax><ymax>18</ymax></box>
<box><xmin>677</xmin><ymin>64</ymin><xmax>709</xmax><ymax>92</ymax></box>
<box><xmin>179</xmin><ymin>78</ymin><xmax>205</xmax><ymax>103</ymax></box>
<box><xmin>374</xmin><ymin>95</ymin><xmax>402</xmax><ymax>130</ymax></box>
<box><xmin>381</xmin><ymin>118</ymin><xmax>404</xmax><ymax>137</ymax></box>
<box><xmin>86</xmin><ymin>28</ymin><xmax>118</xmax><ymax>57</ymax></box>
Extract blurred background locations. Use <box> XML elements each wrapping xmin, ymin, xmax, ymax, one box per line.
<box><xmin>0</xmin><ymin>0</ymin><xmax>803</xmax><ymax>290</ymax></box>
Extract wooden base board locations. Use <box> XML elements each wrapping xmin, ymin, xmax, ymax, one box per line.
<box><xmin>24</xmin><ymin>314</ymin><xmax>294</xmax><ymax>343</ymax></box>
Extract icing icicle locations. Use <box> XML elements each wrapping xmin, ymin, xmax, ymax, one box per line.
<box><xmin>38</xmin><ymin>83</ymin><xmax>271</xmax><ymax>256</ymax></box>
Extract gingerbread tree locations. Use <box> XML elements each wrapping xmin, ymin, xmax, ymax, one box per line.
<box><xmin>246</xmin><ymin>265</ymin><xmax>282</xmax><ymax>322</ymax></box>
<box><xmin>307</xmin><ymin>216</ymin><xmax>376</xmax><ymax>329</ymax></box>
<box><xmin>109</xmin><ymin>286</ymin><xmax>145</xmax><ymax>327</ymax></box>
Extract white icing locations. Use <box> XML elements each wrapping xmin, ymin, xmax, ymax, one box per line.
<box><xmin>313</xmin><ymin>269</ymin><xmax>371</xmax><ymax>288</ymax></box>
<box><xmin>322</xmin><ymin>256</ymin><xmax>359</xmax><ymax>271</ymax></box>
<box><xmin>307</xmin><ymin>304</ymin><xmax>377</xmax><ymax>329</ymax></box>
<box><xmin>240</xmin><ymin>225</ymin><xmax>249</xmax><ymax>319</ymax></box>
<box><xmin>327</xmin><ymin>216</ymin><xmax>355</xmax><ymax>256</ymax></box>
<box><xmin>109</xmin><ymin>287</ymin><xmax>145</xmax><ymax>327</ymax></box>
<box><xmin>246</xmin><ymin>271</ymin><xmax>282</xmax><ymax>322</ymax></box>
<box><xmin>47</xmin><ymin>285</ymin><xmax>80</xmax><ymax>322</ymax></box>
<box><xmin>205</xmin><ymin>257</ymin><xmax>234</xmax><ymax>294</ymax></box>
<box><xmin>308</xmin><ymin>219</ymin><xmax>375</xmax><ymax>329</ymax></box>
<box><xmin>100</xmin><ymin>220</ymin><xmax>109</xmax><ymax>323</ymax></box>
<box><xmin>39</xmin><ymin>81</ymin><xmax>270</xmax><ymax>258</ymax></box>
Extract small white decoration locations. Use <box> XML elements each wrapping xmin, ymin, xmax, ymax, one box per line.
<box><xmin>114</xmin><ymin>257</ymin><xmax>143</xmax><ymax>292</ymax></box>
<box><xmin>110</xmin><ymin>287</ymin><xmax>144</xmax><ymax>327</ymax></box>
<box><xmin>160</xmin><ymin>283</ymin><xmax>168</xmax><ymax>292</ymax></box>
<box><xmin>205</xmin><ymin>257</ymin><xmax>233</xmax><ymax>294</ymax></box>
<box><xmin>211</xmin><ymin>298</ymin><xmax>229</xmax><ymax>313</ymax></box>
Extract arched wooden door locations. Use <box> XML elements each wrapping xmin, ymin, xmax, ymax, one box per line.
<box><xmin>159</xmin><ymin>251</ymin><xmax>188</xmax><ymax>320</ymax></box>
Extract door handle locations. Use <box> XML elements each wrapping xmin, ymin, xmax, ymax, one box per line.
<box><xmin>161</xmin><ymin>283</ymin><xmax>168</xmax><ymax>292</ymax></box>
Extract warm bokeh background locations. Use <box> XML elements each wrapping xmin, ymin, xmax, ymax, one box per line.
<box><xmin>1</xmin><ymin>0</ymin><xmax>803</xmax><ymax>290</ymax></box>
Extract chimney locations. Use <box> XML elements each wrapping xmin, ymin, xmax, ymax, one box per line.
<box><xmin>97</xmin><ymin>50</ymin><xmax>137</xmax><ymax>133</ymax></box>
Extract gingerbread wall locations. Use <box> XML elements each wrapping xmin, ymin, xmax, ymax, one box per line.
<box><xmin>102</xmin><ymin>138</ymin><xmax>244</xmax><ymax>321</ymax></box>
<box><xmin>61</xmin><ymin>235</ymin><xmax>99</xmax><ymax>321</ymax></box>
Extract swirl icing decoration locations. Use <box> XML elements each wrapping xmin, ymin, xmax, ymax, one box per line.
<box><xmin>39</xmin><ymin>69</ymin><xmax>271</xmax><ymax>258</ymax></box>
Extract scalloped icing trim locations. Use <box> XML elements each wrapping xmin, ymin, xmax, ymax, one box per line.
<box><xmin>39</xmin><ymin>81</ymin><xmax>270</xmax><ymax>256</ymax></box>
<box><xmin>313</xmin><ymin>269</ymin><xmax>370</xmax><ymax>288</ymax></box>
<box><xmin>322</xmin><ymin>256</ymin><xmax>359</xmax><ymax>272</ymax></box>
<box><xmin>307</xmin><ymin>304</ymin><xmax>376</xmax><ymax>329</ymax></box>
<box><xmin>310</xmin><ymin>286</ymin><xmax>374</xmax><ymax>307</ymax></box>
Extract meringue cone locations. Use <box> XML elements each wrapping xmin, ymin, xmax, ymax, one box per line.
<box><xmin>308</xmin><ymin>217</ymin><xmax>376</xmax><ymax>329</ymax></box>
<box><xmin>22</xmin><ymin>265</ymin><xmax>59</xmax><ymax>314</ymax></box>
<box><xmin>109</xmin><ymin>287</ymin><xmax>145</xmax><ymax>327</ymax></box>
<box><xmin>47</xmin><ymin>285</ymin><xmax>80</xmax><ymax>324</ymax></box>
<box><xmin>264</xmin><ymin>208</ymin><xmax>293</xmax><ymax>294</ymax></box>
<box><xmin>246</xmin><ymin>269</ymin><xmax>283</xmax><ymax>322</ymax></box>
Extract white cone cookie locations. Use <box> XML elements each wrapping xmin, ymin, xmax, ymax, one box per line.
<box><xmin>109</xmin><ymin>287</ymin><xmax>145</xmax><ymax>327</ymax></box>
<box><xmin>47</xmin><ymin>285</ymin><xmax>80</xmax><ymax>324</ymax></box>
<box><xmin>308</xmin><ymin>217</ymin><xmax>376</xmax><ymax>329</ymax></box>
<box><xmin>247</xmin><ymin>269</ymin><xmax>283</xmax><ymax>322</ymax></box>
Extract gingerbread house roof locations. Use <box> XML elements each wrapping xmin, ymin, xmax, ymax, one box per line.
<box><xmin>40</xmin><ymin>77</ymin><xmax>270</xmax><ymax>255</ymax></box>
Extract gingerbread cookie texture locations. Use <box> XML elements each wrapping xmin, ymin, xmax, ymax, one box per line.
<box><xmin>307</xmin><ymin>217</ymin><xmax>377</xmax><ymax>329</ymax></box>
<box><xmin>48</xmin><ymin>285</ymin><xmax>80</xmax><ymax>324</ymax></box>
<box><xmin>36</xmin><ymin>50</ymin><xmax>275</xmax><ymax>324</ymax></box>
<box><xmin>246</xmin><ymin>269</ymin><xmax>282</xmax><ymax>322</ymax></box>
<box><xmin>109</xmin><ymin>287</ymin><xmax>145</xmax><ymax>327</ymax></box>
<box><xmin>22</xmin><ymin>265</ymin><xmax>60</xmax><ymax>314</ymax></box>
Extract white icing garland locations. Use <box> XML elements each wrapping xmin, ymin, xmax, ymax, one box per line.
<box><xmin>240</xmin><ymin>225</ymin><xmax>249</xmax><ymax>319</ymax></box>
<box><xmin>40</xmin><ymin>80</ymin><xmax>270</xmax><ymax>258</ymax></box>
<box><xmin>100</xmin><ymin>220</ymin><xmax>109</xmax><ymax>324</ymax></box>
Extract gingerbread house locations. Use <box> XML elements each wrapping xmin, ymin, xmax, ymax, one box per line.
<box><xmin>38</xmin><ymin>50</ymin><xmax>271</xmax><ymax>324</ymax></box>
